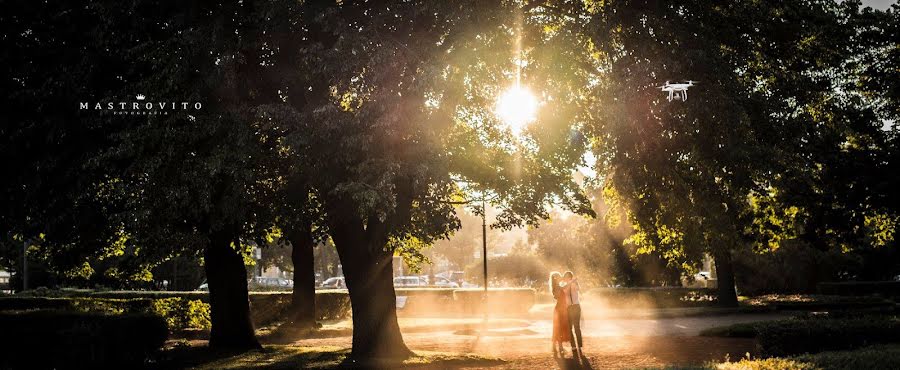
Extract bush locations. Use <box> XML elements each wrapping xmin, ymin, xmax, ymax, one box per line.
<box><xmin>151</xmin><ymin>297</ymin><xmax>211</xmax><ymax>330</ymax></box>
<box><xmin>0</xmin><ymin>310</ymin><xmax>168</xmax><ymax>369</ymax></box>
<box><xmin>817</xmin><ymin>281</ymin><xmax>900</xmax><ymax>298</ymax></box>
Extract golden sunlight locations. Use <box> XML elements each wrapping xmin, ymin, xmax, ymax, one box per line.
<box><xmin>495</xmin><ymin>85</ymin><xmax>538</xmax><ymax>134</ymax></box>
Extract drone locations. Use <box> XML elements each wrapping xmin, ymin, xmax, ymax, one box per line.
<box><xmin>658</xmin><ymin>80</ymin><xmax>697</xmax><ymax>101</ymax></box>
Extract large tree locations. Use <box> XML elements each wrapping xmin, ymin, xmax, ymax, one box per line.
<box><xmin>264</xmin><ymin>1</ymin><xmax>595</xmax><ymax>361</ymax></box>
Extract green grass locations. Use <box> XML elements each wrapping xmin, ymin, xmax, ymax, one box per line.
<box><xmin>638</xmin><ymin>344</ymin><xmax>900</xmax><ymax>370</ymax></box>
<box><xmin>699</xmin><ymin>314</ymin><xmax>900</xmax><ymax>356</ymax></box>
<box><xmin>698</xmin><ymin>322</ymin><xmax>760</xmax><ymax>338</ymax></box>
<box><xmin>159</xmin><ymin>345</ymin><xmax>506</xmax><ymax>370</ymax></box>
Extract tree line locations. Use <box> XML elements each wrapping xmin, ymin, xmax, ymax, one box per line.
<box><xmin>2</xmin><ymin>0</ymin><xmax>897</xmax><ymax>362</ymax></box>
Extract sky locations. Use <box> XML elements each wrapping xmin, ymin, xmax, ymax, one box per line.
<box><xmin>862</xmin><ymin>0</ymin><xmax>895</xmax><ymax>10</ymax></box>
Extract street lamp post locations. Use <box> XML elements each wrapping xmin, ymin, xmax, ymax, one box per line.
<box><xmin>481</xmin><ymin>197</ymin><xmax>488</xmax><ymax>295</ymax></box>
<box><xmin>22</xmin><ymin>239</ymin><xmax>28</xmax><ymax>291</ymax></box>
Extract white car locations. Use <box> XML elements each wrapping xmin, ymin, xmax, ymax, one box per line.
<box><xmin>320</xmin><ymin>277</ymin><xmax>346</xmax><ymax>289</ymax></box>
<box><xmin>249</xmin><ymin>277</ymin><xmax>293</xmax><ymax>289</ymax></box>
<box><xmin>393</xmin><ymin>276</ymin><xmax>427</xmax><ymax>287</ymax></box>
<box><xmin>433</xmin><ymin>277</ymin><xmax>459</xmax><ymax>288</ymax></box>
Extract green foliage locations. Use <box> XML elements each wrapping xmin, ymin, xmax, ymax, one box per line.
<box><xmin>150</xmin><ymin>297</ymin><xmax>211</xmax><ymax>331</ymax></box>
<box><xmin>646</xmin><ymin>344</ymin><xmax>900</xmax><ymax>370</ymax></box>
<box><xmin>529</xmin><ymin>203</ymin><xmax>683</xmax><ymax>288</ymax></box>
<box><xmin>732</xmin><ymin>242</ymin><xmax>858</xmax><ymax>295</ymax></box>
<box><xmin>0</xmin><ymin>310</ymin><xmax>168</xmax><ymax>369</ymax></box>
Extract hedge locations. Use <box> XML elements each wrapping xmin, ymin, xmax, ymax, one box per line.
<box><xmin>584</xmin><ymin>287</ymin><xmax>718</xmax><ymax>308</ymax></box>
<box><xmin>701</xmin><ymin>315</ymin><xmax>900</xmax><ymax>357</ymax></box>
<box><xmin>0</xmin><ymin>288</ymin><xmax>534</xmax><ymax>329</ymax></box>
<box><xmin>0</xmin><ymin>310</ymin><xmax>168</xmax><ymax>369</ymax></box>
<box><xmin>817</xmin><ymin>281</ymin><xmax>900</xmax><ymax>297</ymax></box>
<box><xmin>0</xmin><ymin>296</ymin><xmax>210</xmax><ymax>331</ymax></box>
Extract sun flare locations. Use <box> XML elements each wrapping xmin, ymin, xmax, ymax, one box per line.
<box><xmin>495</xmin><ymin>85</ymin><xmax>538</xmax><ymax>134</ymax></box>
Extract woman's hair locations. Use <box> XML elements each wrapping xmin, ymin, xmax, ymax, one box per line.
<box><xmin>549</xmin><ymin>271</ymin><xmax>561</xmax><ymax>295</ymax></box>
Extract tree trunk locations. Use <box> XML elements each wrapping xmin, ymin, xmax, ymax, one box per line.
<box><xmin>713</xmin><ymin>250</ymin><xmax>739</xmax><ymax>307</ymax></box>
<box><xmin>331</xmin><ymin>229</ymin><xmax>412</xmax><ymax>361</ymax></box>
<box><xmin>204</xmin><ymin>232</ymin><xmax>261</xmax><ymax>350</ymax></box>
<box><xmin>286</xmin><ymin>229</ymin><xmax>317</xmax><ymax>328</ymax></box>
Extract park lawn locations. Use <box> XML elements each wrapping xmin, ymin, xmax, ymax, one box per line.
<box><xmin>164</xmin><ymin>344</ymin><xmax>505</xmax><ymax>370</ymax></box>
<box><xmin>643</xmin><ymin>344</ymin><xmax>900</xmax><ymax>370</ymax></box>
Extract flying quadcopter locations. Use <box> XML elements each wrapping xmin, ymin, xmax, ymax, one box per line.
<box><xmin>659</xmin><ymin>80</ymin><xmax>697</xmax><ymax>101</ymax></box>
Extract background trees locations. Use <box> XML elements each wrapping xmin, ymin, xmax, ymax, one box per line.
<box><xmin>571</xmin><ymin>0</ymin><xmax>898</xmax><ymax>305</ymax></box>
<box><xmin>2</xmin><ymin>0</ymin><xmax>897</xmax><ymax>362</ymax></box>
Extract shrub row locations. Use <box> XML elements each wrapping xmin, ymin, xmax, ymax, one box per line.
<box><xmin>701</xmin><ymin>315</ymin><xmax>900</xmax><ymax>357</ymax></box>
<box><xmin>0</xmin><ymin>310</ymin><xmax>167</xmax><ymax>369</ymax></box>
<box><xmin>757</xmin><ymin>316</ymin><xmax>900</xmax><ymax>357</ymax></box>
<box><xmin>817</xmin><ymin>281</ymin><xmax>900</xmax><ymax>298</ymax></box>
<box><xmin>0</xmin><ymin>288</ymin><xmax>535</xmax><ymax>328</ymax></box>
<box><xmin>584</xmin><ymin>287</ymin><xmax>718</xmax><ymax>308</ymax></box>
<box><xmin>0</xmin><ymin>296</ymin><xmax>211</xmax><ymax>331</ymax></box>
<box><xmin>744</xmin><ymin>294</ymin><xmax>896</xmax><ymax>311</ymax></box>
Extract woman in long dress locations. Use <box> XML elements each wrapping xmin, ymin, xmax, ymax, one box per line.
<box><xmin>550</xmin><ymin>271</ymin><xmax>571</xmax><ymax>356</ymax></box>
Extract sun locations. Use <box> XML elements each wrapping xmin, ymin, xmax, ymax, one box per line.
<box><xmin>495</xmin><ymin>85</ymin><xmax>538</xmax><ymax>134</ymax></box>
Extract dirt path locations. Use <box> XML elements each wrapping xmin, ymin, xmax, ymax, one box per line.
<box><xmin>289</xmin><ymin>313</ymin><xmax>791</xmax><ymax>369</ymax></box>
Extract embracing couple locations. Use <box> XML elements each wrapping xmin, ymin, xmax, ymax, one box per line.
<box><xmin>550</xmin><ymin>270</ymin><xmax>583</xmax><ymax>359</ymax></box>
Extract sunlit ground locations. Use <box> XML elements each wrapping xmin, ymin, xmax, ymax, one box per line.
<box><xmin>161</xmin><ymin>293</ymin><xmax>804</xmax><ymax>369</ymax></box>
<box><xmin>255</xmin><ymin>307</ymin><xmax>790</xmax><ymax>369</ymax></box>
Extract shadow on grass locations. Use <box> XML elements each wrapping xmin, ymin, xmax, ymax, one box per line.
<box><xmin>259</xmin><ymin>319</ymin><xmax>531</xmax><ymax>344</ymax></box>
<box><xmin>154</xmin><ymin>344</ymin><xmax>505</xmax><ymax>370</ymax></box>
<box><xmin>554</xmin><ymin>354</ymin><xmax>595</xmax><ymax>370</ymax></box>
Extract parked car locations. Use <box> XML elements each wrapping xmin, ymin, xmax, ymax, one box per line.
<box><xmin>248</xmin><ymin>277</ymin><xmax>293</xmax><ymax>290</ymax></box>
<box><xmin>433</xmin><ymin>277</ymin><xmax>459</xmax><ymax>288</ymax></box>
<box><xmin>393</xmin><ymin>276</ymin><xmax>427</xmax><ymax>287</ymax></box>
<box><xmin>320</xmin><ymin>276</ymin><xmax>346</xmax><ymax>289</ymax></box>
